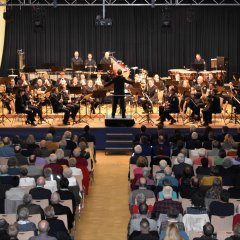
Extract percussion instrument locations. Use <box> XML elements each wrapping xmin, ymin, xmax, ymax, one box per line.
<box><xmin>179</xmin><ymin>70</ymin><xmax>197</xmax><ymax>81</ymax></box>
<box><xmin>168</xmin><ymin>69</ymin><xmax>183</xmax><ymax>80</ymax></box>
<box><xmin>212</xmin><ymin>70</ymin><xmax>226</xmax><ymax>80</ymax></box>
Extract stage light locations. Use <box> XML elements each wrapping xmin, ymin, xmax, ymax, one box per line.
<box><xmin>161</xmin><ymin>7</ymin><xmax>171</xmax><ymax>28</ymax></box>
<box><xmin>95</xmin><ymin>16</ymin><xmax>112</xmax><ymax>26</ymax></box>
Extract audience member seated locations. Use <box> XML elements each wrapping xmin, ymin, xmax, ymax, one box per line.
<box><xmin>129</xmin><ymin>218</ymin><xmax>159</xmax><ymax>240</ymax></box>
<box><xmin>44</xmin><ymin>205</ymin><xmax>70</xmax><ymax>239</ymax></box>
<box><xmin>18</xmin><ymin>167</ymin><xmax>36</xmax><ymax>188</ymax></box>
<box><xmin>169</xmin><ymin>129</ymin><xmax>184</xmax><ymax>149</ymax></box>
<box><xmin>221</xmin><ymin>134</ymin><xmax>237</xmax><ymax>150</ymax></box>
<box><xmin>63</xmin><ymin>168</ymin><xmax>78</xmax><ymax>187</ymax></box>
<box><xmin>205</xmin><ymin>177</ymin><xmax>222</xmax><ymax>208</ymax></box>
<box><xmin>152</xmin><ymin>135</ymin><xmax>171</xmax><ymax>157</ymax></box>
<box><xmin>152</xmin><ymin>186</ymin><xmax>183</xmax><ymax>220</ymax></box>
<box><xmin>79</xmin><ymin>125</ymin><xmax>96</xmax><ymax>145</ymax></box>
<box><xmin>130</xmin><ymin>145</ymin><xmax>143</xmax><ymax>165</ymax></box>
<box><xmin>129</xmin><ymin>203</ymin><xmax>157</xmax><ymax>236</ymax></box>
<box><xmin>14</xmin><ymin>145</ymin><xmax>28</xmax><ymax>166</ymax></box>
<box><xmin>59</xmin><ymin>140</ymin><xmax>71</xmax><ymax>158</ymax></box>
<box><xmin>192</xmin><ymin>148</ymin><xmax>207</xmax><ymax>166</ymax></box>
<box><xmin>39</xmin><ymin>140</ymin><xmax>52</xmax><ymax>158</ymax></box>
<box><xmin>57</xmin><ymin>177</ymin><xmax>76</xmax><ymax>211</ymax></box>
<box><xmin>159</xmin><ymin>207</ymin><xmax>185</xmax><ymax>233</ymax></box>
<box><xmin>139</xmin><ymin>136</ymin><xmax>152</xmax><ymax>156</ymax></box>
<box><xmin>68</xmin><ymin>157</ymin><xmax>83</xmax><ymax>177</ymax></box>
<box><xmin>159</xmin><ymin>184</ymin><xmax>177</xmax><ymax>200</ymax></box>
<box><xmin>184</xmin><ymin>125</ymin><xmax>198</xmax><ymax>141</ymax></box>
<box><xmin>172</xmin><ymin>153</ymin><xmax>194</xmax><ymax>180</ymax></box>
<box><xmin>62</xmin><ymin>131</ymin><xmax>77</xmax><ymax>152</ymax></box>
<box><xmin>17</xmin><ymin>193</ymin><xmax>45</xmax><ymax>220</ymax></box>
<box><xmin>158</xmin><ymin>166</ymin><xmax>178</xmax><ymax>188</ymax></box>
<box><xmin>173</xmin><ymin>148</ymin><xmax>193</xmax><ymax>166</ymax></box>
<box><xmin>25</xmin><ymin>134</ymin><xmax>40</xmax><ymax>157</ymax></box>
<box><xmin>233</xmin><ymin>128</ymin><xmax>240</xmax><ymax>142</ymax></box>
<box><xmin>151</xmin><ymin>124</ymin><xmax>168</xmax><ymax>145</ymax></box>
<box><xmin>29</xmin><ymin>176</ymin><xmax>52</xmax><ymax>200</ymax></box>
<box><xmin>29</xmin><ymin>220</ymin><xmax>57</xmax><ymax>240</ymax></box>
<box><xmin>214</xmin><ymin>148</ymin><xmax>226</xmax><ymax>166</ymax></box>
<box><xmin>160</xmin><ymin>222</ymin><xmax>189</xmax><ymax>240</ymax></box>
<box><xmin>216</xmin><ymin>126</ymin><xmax>229</xmax><ymax>142</ymax></box>
<box><xmin>55</xmin><ymin>149</ymin><xmax>69</xmax><ymax>167</ymax></box>
<box><xmin>179</xmin><ymin>165</ymin><xmax>194</xmax><ymax>188</ymax></box>
<box><xmin>133</xmin><ymin>156</ymin><xmax>148</xmax><ymax>182</ymax></box>
<box><xmin>154</xmin><ymin>160</ymin><xmax>168</xmax><ymax>184</ymax></box>
<box><xmin>45</xmin><ymin>133</ymin><xmax>59</xmax><ymax>152</ymax></box>
<box><xmin>193</xmin><ymin>222</ymin><xmax>216</xmax><ymax>240</ymax></box>
<box><xmin>50</xmin><ymin>192</ymin><xmax>74</xmax><ymax>230</ymax></box>
<box><xmin>7</xmin><ymin>224</ymin><xmax>19</xmax><ymax>240</ymax></box>
<box><xmin>26</xmin><ymin>155</ymin><xmax>43</xmax><ymax>176</ymax></box>
<box><xmin>79</xmin><ymin>142</ymin><xmax>91</xmax><ymax>160</ymax></box>
<box><xmin>150</xmin><ymin>149</ymin><xmax>171</xmax><ymax>168</ymax></box>
<box><xmin>202</xmin><ymin>131</ymin><xmax>215</xmax><ymax>150</ymax></box>
<box><xmin>180</xmin><ymin>176</ymin><xmax>201</xmax><ymax>199</ymax></box>
<box><xmin>0</xmin><ymin>218</ymin><xmax>10</xmax><ymax>240</ymax></box>
<box><xmin>7</xmin><ymin>157</ymin><xmax>20</xmax><ymax>175</ymax></box>
<box><xmin>186</xmin><ymin>132</ymin><xmax>202</xmax><ymax>150</ymax></box>
<box><xmin>186</xmin><ymin>191</ymin><xmax>207</xmax><ymax>214</ymax></box>
<box><xmin>130</xmin><ymin>193</ymin><xmax>153</xmax><ymax>215</ymax></box>
<box><xmin>231</xmin><ymin>144</ymin><xmax>240</xmax><ymax>166</ymax></box>
<box><xmin>34</xmin><ymin>149</ymin><xmax>49</xmax><ymax>168</ymax></box>
<box><xmin>228</xmin><ymin>174</ymin><xmax>240</xmax><ymax>199</ymax></box>
<box><xmin>172</xmin><ymin>140</ymin><xmax>185</xmax><ymax>157</ymax></box>
<box><xmin>43</xmin><ymin>154</ymin><xmax>63</xmax><ymax>175</ymax></box>
<box><xmin>0</xmin><ymin>137</ymin><xmax>14</xmax><ymax>157</ymax></box>
<box><xmin>5</xmin><ymin>176</ymin><xmax>25</xmax><ymax>201</ymax></box>
<box><xmin>16</xmin><ymin>207</ymin><xmax>38</xmax><ymax>235</ymax></box>
<box><xmin>207</xmin><ymin>140</ymin><xmax>220</xmax><ymax>157</ymax></box>
<box><xmin>134</xmin><ymin>168</ymin><xmax>155</xmax><ymax>191</ymax></box>
<box><xmin>43</xmin><ymin>168</ymin><xmax>58</xmax><ymax>193</ymax></box>
<box><xmin>200</xmin><ymin>126</ymin><xmax>213</xmax><ymax>142</ymax></box>
<box><xmin>129</xmin><ymin>177</ymin><xmax>155</xmax><ymax>209</ymax></box>
<box><xmin>209</xmin><ymin>189</ymin><xmax>234</xmax><ymax>217</ymax></box>
<box><xmin>133</xmin><ymin>125</ymin><xmax>151</xmax><ymax>146</ymax></box>
<box><xmin>196</xmin><ymin>158</ymin><xmax>211</xmax><ymax>176</ymax></box>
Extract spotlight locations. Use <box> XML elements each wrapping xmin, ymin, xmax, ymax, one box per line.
<box><xmin>95</xmin><ymin>16</ymin><xmax>112</xmax><ymax>26</ymax></box>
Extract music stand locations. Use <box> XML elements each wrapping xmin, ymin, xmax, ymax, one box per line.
<box><xmin>23</xmin><ymin>66</ymin><xmax>36</xmax><ymax>73</ymax></box>
<box><xmin>92</xmin><ymin>89</ymin><xmax>107</xmax><ymax>119</ymax></box>
<box><xmin>191</xmin><ymin>63</ymin><xmax>204</xmax><ymax>72</ymax></box>
<box><xmin>73</xmin><ymin>65</ymin><xmax>85</xmax><ymax>72</ymax></box>
<box><xmin>97</xmin><ymin>64</ymin><xmax>113</xmax><ymax>72</ymax></box>
<box><xmin>129</xmin><ymin>87</ymin><xmax>143</xmax><ymax>119</ymax></box>
<box><xmin>68</xmin><ymin>86</ymin><xmax>87</xmax><ymax>124</ymax></box>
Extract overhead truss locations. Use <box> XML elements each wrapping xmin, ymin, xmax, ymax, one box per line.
<box><xmin>1</xmin><ymin>0</ymin><xmax>240</xmax><ymax>7</ymax></box>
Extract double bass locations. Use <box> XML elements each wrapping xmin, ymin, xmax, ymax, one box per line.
<box><xmin>110</xmin><ymin>55</ymin><xmax>130</xmax><ymax>79</ymax></box>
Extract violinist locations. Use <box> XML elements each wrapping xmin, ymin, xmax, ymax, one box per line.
<box><xmin>17</xmin><ymin>73</ymin><xmax>29</xmax><ymax>87</ymax></box>
<box><xmin>202</xmin><ymin>88</ymin><xmax>221</xmax><ymax>126</ymax></box>
<box><xmin>4</xmin><ymin>78</ymin><xmax>16</xmax><ymax>114</ymax></box>
<box><xmin>158</xmin><ymin>87</ymin><xmax>179</xmax><ymax>125</ymax></box>
<box><xmin>42</xmin><ymin>72</ymin><xmax>53</xmax><ymax>87</ymax></box>
<box><xmin>57</xmin><ymin>72</ymin><xmax>69</xmax><ymax>87</ymax></box>
<box><xmin>95</xmin><ymin>73</ymin><xmax>104</xmax><ymax>89</ymax></box>
<box><xmin>70</xmin><ymin>76</ymin><xmax>81</xmax><ymax>87</ymax></box>
<box><xmin>100</xmin><ymin>51</ymin><xmax>112</xmax><ymax>65</ymax></box>
<box><xmin>34</xmin><ymin>79</ymin><xmax>47</xmax><ymax>93</ymax></box>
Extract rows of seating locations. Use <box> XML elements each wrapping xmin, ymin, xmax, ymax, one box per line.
<box><xmin>0</xmin><ymin>125</ymin><xmax>96</xmax><ymax>240</ymax></box>
<box><xmin>128</xmin><ymin>125</ymin><xmax>240</xmax><ymax>240</ymax></box>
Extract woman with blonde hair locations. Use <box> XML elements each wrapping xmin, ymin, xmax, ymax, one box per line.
<box><xmin>164</xmin><ymin>223</ymin><xmax>183</xmax><ymax>240</ymax></box>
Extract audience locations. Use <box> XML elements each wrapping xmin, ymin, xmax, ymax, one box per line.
<box><xmin>193</xmin><ymin>222</ymin><xmax>215</xmax><ymax>240</ymax></box>
<box><xmin>43</xmin><ymin>154</ymin><xmax>63</xmax><ymax>175</ymax></box>
<box><xmin>0</xmin><ymin>137</ymin><xmax>14</xmax><ymax>157</ymax></box>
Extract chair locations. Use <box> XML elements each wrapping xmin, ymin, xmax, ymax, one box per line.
<box><xmin>4</xmin><ymin>199</ymin><xmax>23</xmax><ymax>214</ymax></box>
<box><xmin>87</xmin><ymin>142</ymin><xmax>95</xmax><ymax>162</ymax></box>
<box><xmin>11</xmin><ymin>113</ymin><xmax>27</xmax><ymax>126</ymax></box>
<box><xmin>146</xmin><ymin>156</ymin><xmax>151</xmax><ymax>167</ymax></box>
<box><xmin>213</xmin><ymin>97</ymin><xmax>225</xmax><ymax>125</ymax></box>
<box><xmin>0</xmin><ymin>214</ymin><xmax>16</xmax><ymax>224</ymax></box>
<box><xmin>211</xmin><ymin>215</ymin><xmax>233</xmax><ymax>232</ymax></box>
<box><xmin>0</xmin><ymin>157</ymin><xmax>9</xmax><ymax>165</ymax></box>
<box><xmin>56</xmin><ymin>214</ymin><xmax>68</xmax><ymax>229</ymax></box>
<box><xmin>229</xmin><ymin>199</ymin><xmax>240</xmax><ymax>210</ymax></box>
<box><xmin>181</xmin><ymin>198</ymin><xmax>192</xmax><ymax>212</ymax></box>
<box><xmin>183</xmin><ymin>213</ymin><xmax>210</xmax><ymax>232</ymax></box>
<box><xmin>28</xmin><ymin>214</ymin><xmax>41</xmax><ymax>226</ymax></box>
<box><xmin>188</xmin><ymin>231</ymin><xmax>202</xmax><ymax>240</ymax></box>
<box><xmin>61</xmin><ymin>199</ymin><xmax>73</xmax><ymax>213</ymax></box>
<box><xmin>32</xmin><ymin>199</ymin><xmax>49</xmax><ymax>210</ymax></box>
<box><xmin>18</xmin><ymin>231</ymin><xmax>35</xmax><ymax>240</ymax></box>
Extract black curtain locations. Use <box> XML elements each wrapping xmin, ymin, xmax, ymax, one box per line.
<box><xmin>1</xmin><ymin>6</ymin><xmax>240</xmax><ymax>78</ymax></box>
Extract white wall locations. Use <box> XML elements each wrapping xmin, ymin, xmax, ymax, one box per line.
<box><xmin>0</xmin><ymin>5</ymin><xmax>6</xmax><ymax>68</ymax></box>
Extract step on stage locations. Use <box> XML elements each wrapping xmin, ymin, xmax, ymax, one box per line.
<box><xmin>105</xmin><ymin>115</ymin><xmax>135</xmax><ymax>127</ymax></box>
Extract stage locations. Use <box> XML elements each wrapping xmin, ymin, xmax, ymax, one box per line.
<box><xmin>0</xmin><ymin>110</ymin><xmax>239</xmax><ymax>149</ymax></box>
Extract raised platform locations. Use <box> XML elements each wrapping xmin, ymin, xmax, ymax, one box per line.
<box><xmin>105</xmin><ymin>115</ymin><xmax>135</xmax><ymax>127</ymax></box>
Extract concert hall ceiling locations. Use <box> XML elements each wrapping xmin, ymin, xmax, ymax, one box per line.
<box><xmin>1</xmin><ymin>0</ymin><xmax>240</xmax><ymax>7</ymax></box>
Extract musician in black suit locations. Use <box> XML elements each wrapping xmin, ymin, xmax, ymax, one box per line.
<box><xmin>85</xmin><ymin>53</ymin><xmax>97</xmax><ymax>69</ymax></box>
<box><xmin>202</xmin><ymin>88</ymin><xmax>221</xmax><ymax>126</ymax></box>
<box><xmin>71</xmin><ymin>51</ymin><xmax>83</xmax><ymax>68</ymax></box>
<box><xmin>59</xmin><ymin>84</ymin><xmax>79</xmax><ymax>122</ymax></box>
<box><xmin>100</xmin><ymin>51</ymin><xmax>112</xmax><ymax>65</ymax></box>
<box><xmin>15</xmin><ymin>89</ymin><xmax>36</xmax><ymax>126</ymax></box>
<box><xmin>50</xmin><ymin>87</ymin><xmax>71</xmax><ymax>125</ymax></box>
<box><xmin>193</xmin><ymin>53</ymin><xmax>206</xmax><ymax>70</ymax></box>
<box><xmin>159</xmin><ymin>87</ymin><xmax>179</xmax><ymax>125</ymax></box>
<box><xmin>4</xmin><ymin>78</ymin><xmax>15</xmax><ymax>114</ymax></box>
<box><xmin>105</xmin><ymin>69</ymin><xmax>134</xmax><ymax>118</ymax></box>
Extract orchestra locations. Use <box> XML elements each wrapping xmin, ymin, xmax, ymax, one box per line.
<box><xmin>1</xmin><ymin>51</ymin><xmax>240</xmax><ymax>127</ymax></box>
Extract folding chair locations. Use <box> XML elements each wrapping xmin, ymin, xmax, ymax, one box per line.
<box><xmin>18</xmin><ymin>231</ymin><xmax>35</xmax><ymax>240</ymax></box>
<box><xmin>211</xmin><ymin>215</ymin><xmax>233</xmax><ymax>232</ymax></box>
<box><xmin>56</xmin><ymin>214</ymin><xmax>68</xmax><ymax>229</ymax></box>
<box><xmin>0</xmin><ymin>214</ymin><xmax>16</xmax><ymax>224</ymax></box>
<box><xmin>32</xmin><ymin>199</ymin><xmax>49</xmax><ymax>210</ymax></box>
<box><xmin>61</xmin><ymin>199</ymin><xmax>73</xmax><ymax>213</ymax></box>
<box><xmin>28</xmin><ymin>214</ymin><xmax>41</xmax><ymax>226</ymax></box>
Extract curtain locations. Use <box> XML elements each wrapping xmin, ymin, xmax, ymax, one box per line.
<box><xmin>1</xmin><ymin>6</ymin><xmax>240</xmax><ymax>78</ymax></box>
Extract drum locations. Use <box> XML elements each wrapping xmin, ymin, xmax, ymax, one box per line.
<box><xmin>168</xmin><ymin>69</ymin><xmax>184</xmax><ymax>80</ymax></box>
<box><xmin>199</xmin><ymin>71</ymin><xmax>211</xmax><ymax>81</ymax></box>
<box><xmin>212</xmin><ymin>70</ymin><xmax>226</xmax><ymax>80</ymax></box>
<box><xmin>179</xmin><ymin>70</ymin><xmax>197</xmax><ymax>81</ymax></box>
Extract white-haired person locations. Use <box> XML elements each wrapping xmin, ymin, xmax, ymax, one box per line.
<box><xmin>55</xmin><ymin>148</ymin><xmax>69</xmax><ymax>167</ymax></box>
<box><xmin>43</xmin><ymin>153</ymin><xmax>63</xmax><ymax>175</ymax></box>
<box><xmin>192</xmin><ymin>148</ymin><xmax>208</xmax><ymax>166</ymax></box>
<box><xmin>158</xmin><ymin>166</ymin><xmax>179</xmax><ymax>188</ymax></box>
<box><xmin>186</xmin><ymin>131</ymin><xmax>202</xmax><ymax>150</ymax></box>
<box><xmin>130</xmin><ymin>145</ymin><xmax>143</xmax><ymax>165</ymax></box>
<box><xmin>43</xmin><ymin>168</ymin><xmax>58</xmax><ymax>193</ymax></box>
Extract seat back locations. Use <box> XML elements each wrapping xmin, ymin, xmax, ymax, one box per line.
<box><xmin>181</xmin><ymin>198</ymin><xmax>191</xmax><ymax>212</ymax></box>
<box><xmin>129</xmin><ymin>164</ymin><xmax>137</xmax><ymax>180</ymax></box>
<box><xmin>87</xmin><ymin>142</ymin><xmax>95</xmax><ymax>161</ymax></box>
<box><xmin>4</xmin><ymin>199</ymin><xmax>23</xmax><ymax>214</ymax></box>
<box><xmin>28</xmin><ymin>214</ymin><xmax>41</xmax><ymax>226</ymax></box>
<box><xmin>32</xmin><ymin>199</ymin><xmax>49</xmax><ymax>210</ymax></box>
<box><xmin>61</xmin><ymin>199</ymin><xmax>73</xmax><ymax>213</ymax></box>
<box><xmin>18</xmin><ymin>231</ymin><xmax>35</xmax><ymax>240</ymax></box>
<box><xmin>183</xmin><ymin>213</ymin><xmax>210</xmax><ymax>232</ymax></box>
<box><xmin>211</xmin><ymin>215</ymin><xmax>233</xmax><ymax>232</ymax></box>
<box><xmin>152</xmin><ymin>165</ymin><xmax>160</xmax><ymax>178</ymax></box>
<box><xmin>0</xmin><ymin>214</ymin><xmax>16</xmax><ymax>224</ymax></box>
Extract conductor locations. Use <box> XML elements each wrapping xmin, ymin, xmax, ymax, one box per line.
<box><xmin>105</xmin><ymin>69</ymin><xmax>133</xmax><ymax>118</ymax></box>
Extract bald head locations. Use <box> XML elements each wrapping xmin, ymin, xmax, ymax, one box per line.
<box><xmin>40</xmin><ymin>140</ymin><xmax>47</xmax><ymax>148</ymax></box>
<box><xmin>38</xmin><ymin>220</ymin><xmax>50</xmax><ymax>233</ymax></box>
<box><xmin>51</xmin><ymin>192</ymin><xmax>60</xmax><ymax>204</ymax></box>
<box><xmin>139</xmin><ymin>177</ymin><xmax>146</xmax><ymax>187</ymax></box>
<box><xmin>37</xmin><ymin>176</ymin><xmax>46</xmax><ymax>186</ymax></box>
